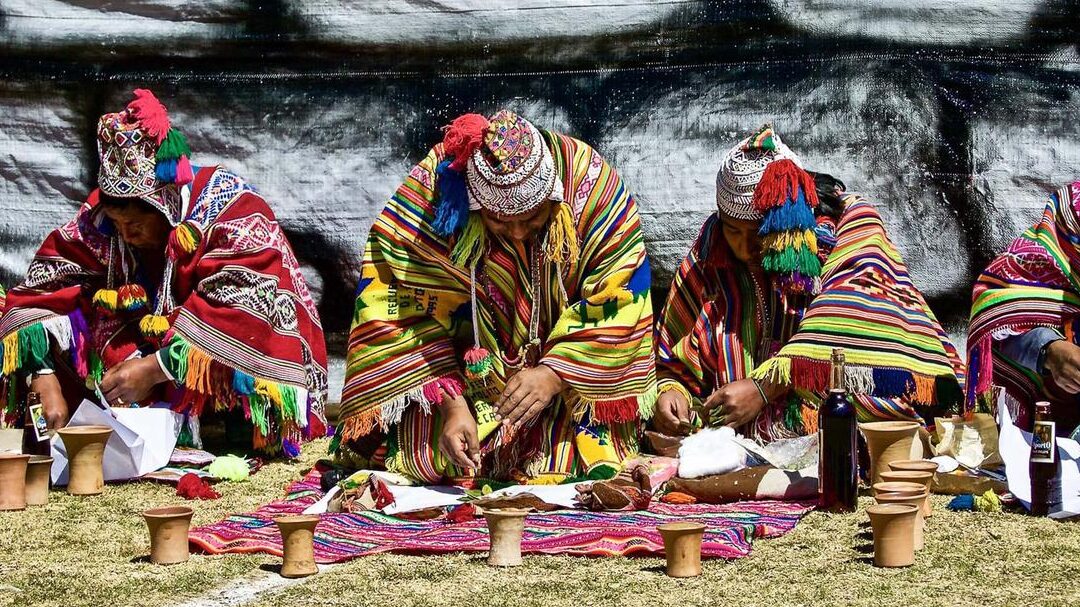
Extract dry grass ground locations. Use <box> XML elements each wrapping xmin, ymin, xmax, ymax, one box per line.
<box><xmin>4</xmin><ymin>438</ymin><xmax>1080</xmax><ymax>607</ymax></box>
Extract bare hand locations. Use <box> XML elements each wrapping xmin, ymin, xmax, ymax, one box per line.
<box><xmin>1045</xmin><ymin>340</ymin><xmax>1080</xmax><ymax>393</ymax></box>
<box><xmin>703</xmin><ymin>379</ymin><xmax>770</xmax><ymax>428</ymax></box>
<box><xmin>494</xmin><ymin>364</ymin><xmax>565</xmax><ymax>429</ymax></box>
<box><xmin>438</xmin><ymin>397</ymin><xmax>481</xmax><ymax>470</ymax></box>
<box><xmin>100</xmin><ymin>355</ymin><xmax>167</xmax><ymax>407</ymax></box>
<box><xmin>652</xmin><ymin>388</ymin><xmax>692</xmax><ymax>436</ymax></box>
<box><xmin>30</xmin><ymin>373</ymin><xmax>69</xmax><ymax>429</ymax></box>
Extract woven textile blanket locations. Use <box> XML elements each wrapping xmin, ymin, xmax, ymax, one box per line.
<box><xmin>189</xmin><ymin>470</ymin><xmax>813</xmax><ymax>562</ymax></box>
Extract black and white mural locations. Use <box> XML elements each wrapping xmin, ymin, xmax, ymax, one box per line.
<box><xmin>1</xmin><ymin>1</ymin><xmax>1078</xmax><ymax>397</ymax></box>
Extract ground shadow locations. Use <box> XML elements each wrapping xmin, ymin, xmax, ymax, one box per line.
<box><xmin>259</xmin><ymin>563</ymin><xmax>283</xmax><ymax>574</ymax></box>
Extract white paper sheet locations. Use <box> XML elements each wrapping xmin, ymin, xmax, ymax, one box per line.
<box><xmin>51</xmin><ymin>401</ymin><xmax>182</xmax><ymax>485</ymax></box>
<box><xmin>998</xmin><ymin>402</ymin><xmax>1080</xmax><ymax>517</ymax></box>
<box><xmin>485</xmin><ymin>483</ymin><xmax>589</xmax><ymax>509</ymax></box>
<box><xmin>303</xmin><ymin>486</ymin><xmax>341</xmax><ymax>515</ymax></box>
<box><xmin>381</xmin><ymin>484</ymin><xmax>467</xmax><ymax>515</ymax></box>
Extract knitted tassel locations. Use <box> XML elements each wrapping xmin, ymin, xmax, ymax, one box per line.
<box><xmin>761</xmin><ymin>229</ymin><xmax>818</xmax><ymax>255</ymax></box>
<box><xmin>169</xmin><ymin>222</ymin><xmax>201</xmax><ymax>258</ymax></box>
<box><xmin>155</xmin><ymin>158</ymin><xmax>178</xmax><ymax>183</ymax></box>
<box><xmin>2</xmin><ymin>332</ymin><xmax>17</xmax><ymax>376</ymax></box>
<box><xmin>433</xmin><ymin>160</ymin><xmax>470</xmax><ymax>237</ymax></box>
<box><xmin>175</xmin><ymin>155</ymin><xmax>194</xmax><ymax>185</ymax></box>
<box><xmin>207</xmin><ymin>454</ymin><xmax>249</xmax><ymax>482</ymax></box>
<box><xmin>544</xmin><ymin>201</ymin><xmax>579</xmax><ymax>265</ymax></box>
<box><xmin>68</xmin><ymin>308</ymin><xmax>90</xmax><ymax>378</ymax></box>
<box><xmin>16</xmin><ymin>323</ymin><xmax>50</xmax><ymax>374</ymax></box>
<box><xmin>442</xmin><ymin>113</ymin><xmax>491</xmax><ymax>172</ymax></box>
<box><xmin>117</xmin><ymin>284</ymin><xmax>148</xmax><ymax>312</ymax></box>
<box><xmin>871</xmin><ymin>368</ymin><xmax>915</xmax><ymax>398</ymax></box>
<box><xmin>758</xmin><ymin>195</ymin><xmax>818</xmax><ymax>233</ymax></box>
<box><xmin>127</xmin><ymin>89</ymin><xmax>171</xmax><ymax>144</ymax></box>
<box><xmin>464</xmin><ymin>346</ymin><xmax>493</xmax><ymax>381</ymax></box>
<box><xmin>761</xmin><ymin>241</ymin><xmax>822</xmax><ymax>277</ymax></box>
<box><xmin>139</xmin><ymin>314</ymin><xmax>170</xmax><ymax>337</ymax></box>
<box><xmin>750</xmin><ymin>356</ymin><xmax>793</xmax><ymax>386</ymax></box>
<box><xmin>752</xmin><ymin>159</ymin><xmax>819</xmax><ymax>213</ymax></box>
<box><xmin>92</xmin><ymin>289</ymin><xmax>119</xmax><ymax>314</ymax></box>
<box><xmin>450</xmin><ymin>212</ymin><xmax>486</xmax><ymax>268</ymax></box>
<box><xmin>156</xmin><ymin>128</ymin><xmax>191</xmax><ymax>160</ymax></box>
<box><xmin>590</xmin><ymin>397</ymin><xmax>640</xmax><ymax>425</ymax></box>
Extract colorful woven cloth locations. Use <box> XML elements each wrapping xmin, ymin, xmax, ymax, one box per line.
<box><xmin>968</xmin><ymin>180</ymin><xmax>1080</xmax><ymax>430</ymax></box>
<box><xmin>0</xmin><ymin>166</ymin><xmax>328</xmax><ymax>453</ymax></box>
<box><xmin>657</xmin><ymin>195</ymin><xmax>964</xmax><ymax>440</ymax></box>
<box><xmin>339</xmin><ymin>127</ymin><xmax>656</xmax><ymax>481</ymax></box>
<box><xmin>189</xmin><ymin>469</ymin><xmax>813</xmax><ymax>561</ymax></box>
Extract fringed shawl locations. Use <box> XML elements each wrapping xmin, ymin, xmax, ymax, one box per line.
<box><xmin>967</xmin><ymin>180</ymin><xmax>1080</xmax><ymax>430</ymax></box>
<box><xmin>339</xmin><ymin>132</ymin><xmax>656</xmax><ymax>442</ymax></box>
<box><xmin>0</xmin><ymin>167</ymin><xmax>328</xmax><ymax>453</ymax></box>
<box><xmin>657</xmin><ymin>195</ymin><xmax>964</xmax><ymax>438</ymax></box>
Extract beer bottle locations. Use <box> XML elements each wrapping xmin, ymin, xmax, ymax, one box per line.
<box><xmin>819</xmin><ymin>348</ymin><xmax>858</xmax><ymax>512</ymax></box>
<box><xmin>1029</xmin><ymin>401</ymin><xmax>1061</xmax><ymax>516</ymax></box>
<box><xmin>22</xmin><ymin>391</ymin><xmax>52</xmax><ymax>456</ymax></box>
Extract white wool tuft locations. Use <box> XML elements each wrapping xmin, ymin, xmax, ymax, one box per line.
<box><xmin>677</xmin><ymin>427</ymin><xmax>751</xmax><ymax>479</ymax></box>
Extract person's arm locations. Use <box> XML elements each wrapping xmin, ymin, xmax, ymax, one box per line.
<box><xmin>996</xmin><ymin>327</ymin><xmax>1065</xmax><ymax>375</ymax></box>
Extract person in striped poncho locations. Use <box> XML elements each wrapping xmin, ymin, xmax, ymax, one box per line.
<box><xmin>339</xmin><ymin>110</ymin><xmax>656</xmax><ymax>484</ymax></box>
<box><xmin>654</xmin><ymin>125</ymin><xmax>964</xmax><ymax>442</ymax></box>
<box><xmin>967</xmin><ymin>179</ymin><xmax>1080</xmax><ymax>436</ymax></box>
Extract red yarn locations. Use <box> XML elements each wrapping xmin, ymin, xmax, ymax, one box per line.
<box><xmin>591</xmin><ymin>397</ymin><xmax>640</xmax><ymax>425</ymax></box>
<box><xmin>176</xmin><ymin>155</ymin><xmax>194</xmax><ymax>185</ymax></box>
<box><xmin>751</xmin><ymin>159</ymin><xmax>820</xmax><ymax>212</ymax></box>
<box><xmin>176</xmin><ymin>473</ymin><xmax>220</xmax><ymax>500</ymax></box>
<box><xmin>126</xmin><ymin>89</ymin><xmax>171</xmax><ymax>145</ymax></box>
<box><xmin>446</xmin><ymin>503</ymin><xmax>477</xmax><ymax>523</ymax></box>
<box><xmin>442</xmin><ymin>113</ymin><xmax>490</xmax><ymax>171</ymax></box>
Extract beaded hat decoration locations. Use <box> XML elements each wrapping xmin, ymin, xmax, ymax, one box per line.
<box><xmin>96</xmin><ymin>89</ymin><xmax>194</xmax><ymax>225</ymax></box>
<box><xmin>718</xmin><ymin>124</ymin><xmax>822</xmax><ymax>293</ymax></box>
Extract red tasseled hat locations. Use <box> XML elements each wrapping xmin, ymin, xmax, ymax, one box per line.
<box><xmin>442</xmin><ymin>113</ymin><xmax>490</xmax><ymax>171</ymax></box>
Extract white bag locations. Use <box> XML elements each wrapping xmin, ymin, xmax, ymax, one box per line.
<box><xmin>51</xmin><ymin>400</ymin><xmax>182</xmax><ymax>485</ymax></box>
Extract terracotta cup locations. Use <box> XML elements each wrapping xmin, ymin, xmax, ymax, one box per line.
<box><xmin>658</xmin><ymin>521</ymin><xmax>707</xmax><ymax>578</ymax></box>
<box><xmin>0</xmin><ymin>453</ymin><xmax>31</xmax><ymax>511</ymax></box>
<box><xmin>483</xmin><ymin>508</ymin><xmax>530</xmax><ymax>567</ymax></box>
<box><xmin>143</xmin><ymin>506</ymin><xmax>194</xmax><ymax>565</ymax></box>
<box><xmin>57</xmin><ymin>425</ymin><xmax>112</xmax><ymax>496</ymax></box>
<box><xmin>889</xmin><ymin>459</ymin><xmax>939</xmax><ymax>475</ymax></box>
<box><xmin>860</xmin><ymin>421</ymin><xmax>921</xmax><ymax>487</ymax></box>
<box><xmin>867</xmin><ymin>503</ymin><xmax>919</xmax><ymax>567</ymax></box>
<box><xmin>875</xmin><ymin>492</ymin><xmax>927</xmax><ymax>550</ymax></box>
<box><xmin>24</xmin><ymin>455</ymin><xmax>53</xmax><ymax>507</ymax></box>
<box><xmin>879</xmin><ymin>470</ymin><xmax>934</xmax><ymax>518</ymax></box>
<box><xmin>276</xmin><ymin>515</ymin><xmax>320</xmax><ymax>578</ymax></box>
<box><xmin>872</xmin><ymin>481</ymin><xmax>926</xmax><ymax>498</ymax></box>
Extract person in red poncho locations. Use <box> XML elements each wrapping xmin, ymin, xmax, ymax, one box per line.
<box><xmin>0</xmin><ymin>90</ymin><xmax>328</xmax><ymax>456</ymax></box>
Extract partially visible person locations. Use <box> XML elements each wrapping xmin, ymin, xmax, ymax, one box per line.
<box><xmin>654</xmin><ymin>125</ymin><xmax>964</xmax><ymax>441</ymax></box>
<box><xmin>0</xmin><ymin>89</ymin><xmax>327</xmax><ymax>455</ymax></box>
<box><xmin>968</xmin><ymin>179</ymin><xmax>1080</xmax><ymax>436</ymax></box>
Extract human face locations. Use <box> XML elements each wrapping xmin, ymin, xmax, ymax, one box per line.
<box><xmin>720</xmin><ymin>215</ymin><xmax>763</xmax><ymax>267</ymax></box>
<box><xmin>102</xmin><ymin>201</ymin><xmax>171</xmax><ymax>251</ymax></box>
<box><xmin>480</xmin><ymin>200</ymin><xmax>554</xmax><ymax>243</ymax></box>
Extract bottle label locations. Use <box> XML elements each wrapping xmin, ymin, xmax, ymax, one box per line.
<box><xmin>1031</xmin><ymin>420</ymin><xmax>1056</xmax><ymax>463</ymax></box>
<box><xmin>28</xmin><ymin>403</ymin><xmax>50</xmax><ymax>443</ymax></box>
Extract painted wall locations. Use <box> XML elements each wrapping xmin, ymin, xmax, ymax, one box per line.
<box><xmin>1</xmin><ymin>1</ymin><xmax>1078</xmax><ymax>399</ymax></box>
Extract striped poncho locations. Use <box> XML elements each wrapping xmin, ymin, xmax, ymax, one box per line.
<box><xmin>340</xmin><ymin>132</ymin><xmax>656</xmax><ymax>481</ymax></box>
<box><xmin>968</xmin><ymin>180</ymin><xmax>1080</xmax><ymax>431</ymax></box>
<box><xmin>658</xmin><ymin>195</ymin><xmax>964</xmax><ymax>439</ymax></box>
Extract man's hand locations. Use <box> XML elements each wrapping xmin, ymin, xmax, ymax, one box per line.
<box><xmin>703</xmin><ymin>378</ymin><xmax>774</xmax><ymax>428</ymax></box>
<box><xmin>100</xmin><ymin>355</ymin><xmax>168</xmax><ymax>407</ymax></box>
<box><xmin>438</xmin><ymin>397</ymin><xmax>481</xmax><ymax>470</ymax></box>
<box><xmin>1045</xmin><ymin>340</ymin><xmax>1080</xmax><ymax>393</ymax></box>
<box><xmin>30</xmin><ymin>373</ymin><xmax>69</xmax><ymax>429</ymax></box>
<box><xmin>652</xmin><ymin>388</ymin><xmax>692</xmax><ymax>436</ymax></box>
<box><xmin>494</xmin><ymin>364</ymin><xmax>565</xmax><ymax>429</ymax></box>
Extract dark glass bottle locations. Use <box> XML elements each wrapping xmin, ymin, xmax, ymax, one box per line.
<box><xmin>819</xmin><ymin>348</ymin><xmax>858</xmax><ymax>512</ymax></box>
<box><xmin>22</xmin><ymin>391</ymin><xmax>51</xmax><ymax>456</ymax></box>
<box><xmin>1029</xmin><ymin>401</ymin><xmax>1061</xmax><ymax>516</ymax></box>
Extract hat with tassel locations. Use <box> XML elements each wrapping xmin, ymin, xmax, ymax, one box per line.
<box><xmin>96</xmin><ymin>89</ymin><xmax>194</xmax><ymax>225</ymax></box>
<box><xmin>716</xmin><ymin>124</ymin><xmax>821</xmax><ymax>292</ymax></box>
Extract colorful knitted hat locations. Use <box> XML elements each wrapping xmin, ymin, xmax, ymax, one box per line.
<box><xmin>432</xmin><ymin>109</ymin><xmax>576</xmax><ymax>267</ymax></box>
<box><xmin>716</xmin><ymin>124</ymin><xmax>821</xmax><ymax>292</ymax></box>
<box><xmin>96</xmin><ymin>89</ymin><xmax>194</xmax><ymax>225</ymax></box>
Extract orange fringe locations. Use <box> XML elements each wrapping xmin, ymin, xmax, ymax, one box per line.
<box><xmin>186</xmin><ymin>347</ymin><xmax>214</xmax><ymax>396</ymax></box>
<box><xmin>339</xmin><ymin>407</ymin><xmax>382</xmax><ymax>441</ymax></box>
<box><xmin>800</xmin><ymin>403</ymin><xmax>819</xmax><ymax>435</ymax></box>
<box><xmin>660</xmin><ymin>491</ymin><xmax>698</xmax><ymax>505</ymax></box>
<box><xmin>910</xmin><ymin>374</ymin><xmax>936</xmax><ymax>405</ymax></box>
